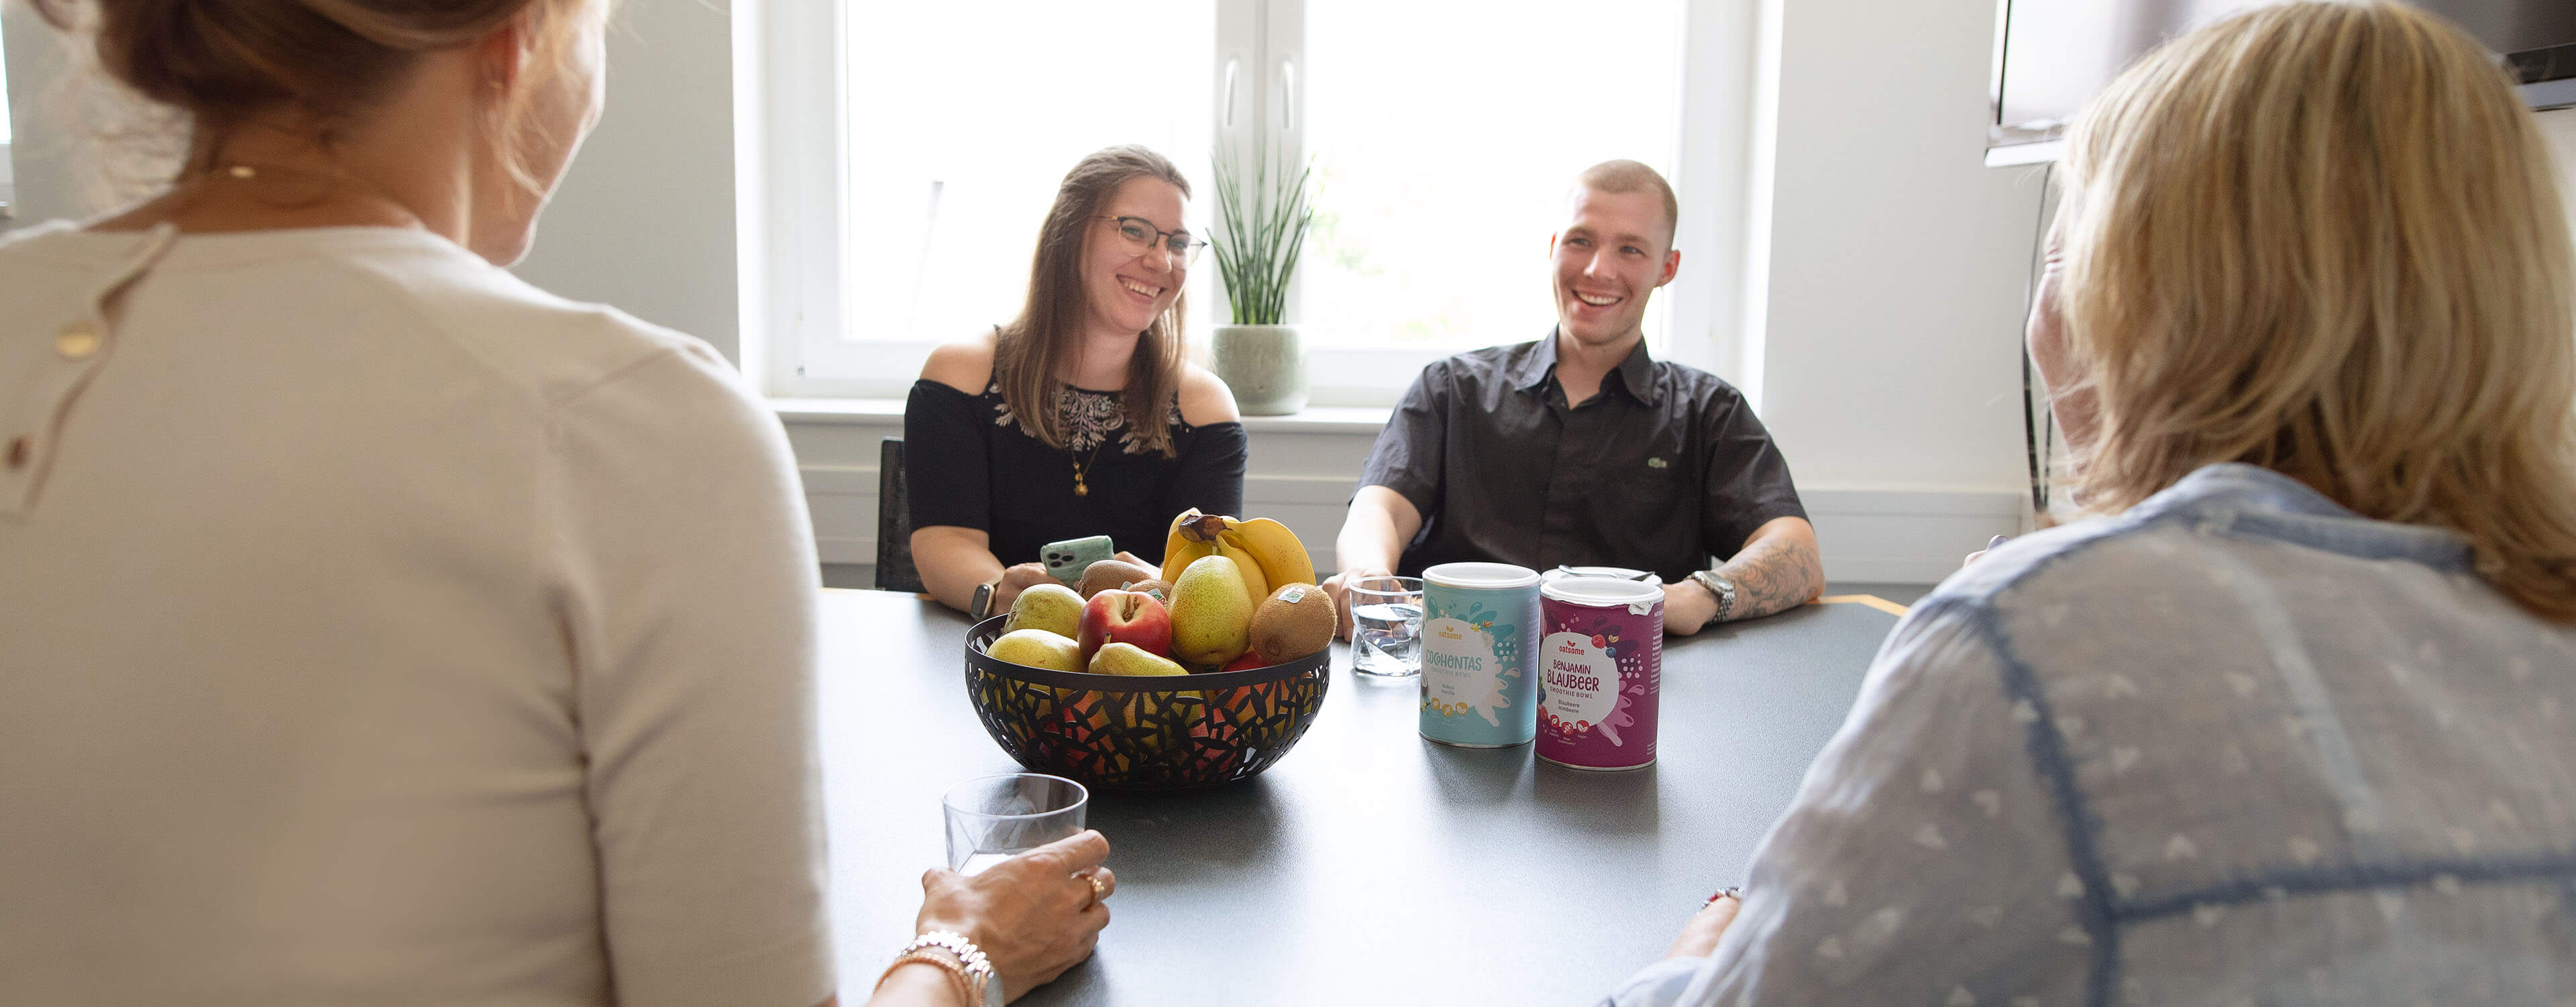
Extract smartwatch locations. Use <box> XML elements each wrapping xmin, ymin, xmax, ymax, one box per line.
<box><xmin>970</xmin><ymin>579</ymin><xmax>999</xmax><ymax>621</ymax></box>
<box><xmin>1688</xmin><ymin>570</ymin><xmax>1736</xmax><ymax>627</ymax></box>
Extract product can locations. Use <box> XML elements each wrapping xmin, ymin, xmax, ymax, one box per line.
<box><xmin>1418</xmin><ymin>562</ymin><xmax>1543</xmax><ymax>747</ymax></box>
<box><xmin>1536</xmin><ymin>576</ymin><xmax>1664</xmax><ymax>771</ymax></box>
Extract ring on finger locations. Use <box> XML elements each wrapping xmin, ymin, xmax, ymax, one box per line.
<box><xmin>1082</xmin><ymin>871</ymin><xmax>1110</xmax><ymax>904</ymax></box>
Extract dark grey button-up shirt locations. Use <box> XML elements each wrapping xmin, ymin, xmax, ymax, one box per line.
<box><xmin>1357</xmin><ymin>333</ymin><xmax>1807</xmax><ymax>582</ymax></box>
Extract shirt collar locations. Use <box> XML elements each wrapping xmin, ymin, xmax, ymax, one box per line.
<box><xmin>1512</xmin><ymin>329</ymin><xmax>1663</xmax><ymax>407</ymax></box>
<box><xmin>2131</xmin><ymin>463</ymin><xmax>2476</xmax><ymax>572</ymax></box>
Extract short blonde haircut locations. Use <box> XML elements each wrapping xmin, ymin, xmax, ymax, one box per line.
<box><xmin>2057</xmin><ymin>0</ymin><xmax>2576</xmax><ymax>620</ymax></box>
<box><xmin>1575</xmin><ymin>160</ymin><xmax>1678</xmax><ymax>248</ymax></box>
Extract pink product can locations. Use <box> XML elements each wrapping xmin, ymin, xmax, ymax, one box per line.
<box><xmin>1535</xmin><ymin>577</ymin><xmax>1664</xmax><ymax>771</ymax></box>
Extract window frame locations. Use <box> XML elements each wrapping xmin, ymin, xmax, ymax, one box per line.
<box><xmin>745</xmin><ymin>0</ymin><xmax>1760</xmax><ymax>406</ymax></box>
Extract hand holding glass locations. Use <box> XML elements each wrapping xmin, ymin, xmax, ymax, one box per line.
<box><xmin>943</xmin><ymin>773</ymin><xmax>1089</xmax><ymax>876</ymax></box>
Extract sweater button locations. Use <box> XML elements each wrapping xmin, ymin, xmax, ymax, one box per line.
<box><xmin>56</xmin><ymin>322</ymin><xmax>101</xmax><ymax>360</ymax></box>
<box><xmin>5</xmin><ymin>436</ymin><xmax>27</xmax><ymax>470</ymax></box>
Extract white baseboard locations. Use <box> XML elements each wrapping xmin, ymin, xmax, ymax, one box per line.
<box><xmin>803</xmin><ymin>460</ymin><xmax>2025</xmax><ymax>584</ymax></box>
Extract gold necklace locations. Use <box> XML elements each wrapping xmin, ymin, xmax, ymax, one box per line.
<box><xmin>1070</xmin><ymin>439</ymin><xmax>1106</xmax><ymax>496</ymax></box>
<box><xmin>207</xmin><ymin>162</ymin><xmax>425</xmax><ymax>229</ymax></box>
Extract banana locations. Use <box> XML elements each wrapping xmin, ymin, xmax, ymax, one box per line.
<box><xmin>1216</xmin><ymin>539</ymin><xmax>1271</xmax><ymax>600</ymax></box>
<box><xmin>1225</xmin><ymin>517</ymin><xmax>1317</xmax><ymax>589</ymax></box>
<box><xmin>1159</xmin><ymin>509</ymin><xmax>1317</xmax><ymax>600</ymax></box>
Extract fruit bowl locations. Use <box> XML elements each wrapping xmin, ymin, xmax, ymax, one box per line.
<box><xmin>963</xmin><ymin>615</ymin><xmax>1332</xmax><ymax>794</ymax></box>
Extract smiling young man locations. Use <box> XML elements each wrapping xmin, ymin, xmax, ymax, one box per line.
<box><xmin>1320</xmin><ymin>161</ymin><xmax>1824</xmax><ymax>636</ymax></box>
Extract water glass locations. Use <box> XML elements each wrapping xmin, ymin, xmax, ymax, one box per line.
<box><xmin>943</xmin><ymin>773</ymin><xmax>1088</xmax><ymax>876</ymax></box>
<box><xmin>1348</xmin><ymin>575</ymin><xmax>1426</xmax><ymax>677</ymax></box>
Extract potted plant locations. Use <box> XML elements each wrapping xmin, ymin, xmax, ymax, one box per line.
<box><xmin>1209</xmin><ymin>139</ymin><xmax>1316</xmax><ymax>415</ymax></box>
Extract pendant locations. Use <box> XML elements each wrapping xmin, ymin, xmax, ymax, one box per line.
<box><xmin>1075</xmin><ymin>478</ymin><xmax>1089</xmax><ymax>496</ymax></box>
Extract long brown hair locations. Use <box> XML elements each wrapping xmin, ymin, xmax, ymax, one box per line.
<box><xmin>996</xmin><ymin>145</ymin><xmax>1193</xmax><ymax>458</ymax></box>
<box><xmin>2056</xmin><ymin>1</ymin><xmax>2576</xmax><ymax>620</ymax></box>
<box><xmin>32</xmin><ymin>0</ymin><xmax>596</xmax><ymax>192</ymax></box>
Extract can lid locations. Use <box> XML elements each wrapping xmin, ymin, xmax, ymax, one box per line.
<box><xmin>1541</xmin><ymin>576</ymin><xmax>1666</xmax><ymax>607</ymax></box>
<box><xmin>1422</xmin><ymin>561</ymin><xmax>1541</xmax><ymax>589</ymax></box>
<box><xmin>1541</xmin><ymin>565</ymin><xmax>1662</xmax><ymax>585</ymax></box>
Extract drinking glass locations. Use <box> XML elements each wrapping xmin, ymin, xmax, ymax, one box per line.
<box><xmin>943</xmin><ymin>773</ymin><xmax>1089</xmax><ymax>876</ymax></box>
<box><xmin>1348</xmin><ymin>575</ymin><xmax>1426</xmax><ymax>677</ymax></box>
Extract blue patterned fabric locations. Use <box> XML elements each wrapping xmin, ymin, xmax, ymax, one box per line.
<box><xmin>1608</xmin><ymin>464</ymin><xmax>2576</xmax><ymax>1006</ymax></box>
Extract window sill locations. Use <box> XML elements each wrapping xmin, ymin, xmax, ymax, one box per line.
<box><xmin>768</xmin><ymin>397</ymin><xmax>1390</xmax><ymax>434</ymax></box>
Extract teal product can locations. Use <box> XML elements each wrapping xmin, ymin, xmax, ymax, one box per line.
<box><xmin>1418</xmin><ymin>562</ymin><xmax>1544</xmax><ymax>747</ymax></box>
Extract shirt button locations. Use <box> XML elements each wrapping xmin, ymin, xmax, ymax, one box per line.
<box><xmin>5</xmin><ymin>437</ymin><xmax>27</xmax><ymax>470</ymax></box>
<box><xmin>56</xmin><ymin>322</ymin><xmax>101</xmax><ymax>360</ymax></box>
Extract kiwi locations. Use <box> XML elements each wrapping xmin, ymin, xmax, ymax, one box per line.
<box><xmin>1248</xmin><ymin>582</ymin><xmax>1336</xmax><ymax>664</ymax></box>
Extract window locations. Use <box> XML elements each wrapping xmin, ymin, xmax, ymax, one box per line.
<box><xmin>794</xmin><ymin>3</ymin><xmax>1216</xmax><ymax>395</ymax></box>
<box><xmin>1301</xmin><ymin>0</ymin><xmax>1682</xmax><ymax>353</ymax></box>
<box><xmin>753</xmin><ymin>0</ymin><xmax>1735</xmax><ymax>405</ymax></box>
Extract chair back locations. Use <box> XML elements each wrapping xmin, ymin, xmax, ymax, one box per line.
<box><xmin>875</xmin><ymin>437</ymin><xmax>926</xmax><ymax>593</ymax></box>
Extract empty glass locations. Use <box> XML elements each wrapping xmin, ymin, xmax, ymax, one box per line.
<box><xmin>1348</xmin><ymin>575</ymin><xmax>1426</xmax><ymax>677</ymax></box>
<box><xmin>943</xmin><ymin>773</ymin><xmax>1088</xmax><ymax>876</ymax></box>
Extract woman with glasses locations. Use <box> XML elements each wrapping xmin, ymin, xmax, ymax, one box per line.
<box><xmin>906</xmin><ymin>146</ymin><xmax>1247</xmax><ymax>619</ymax></box>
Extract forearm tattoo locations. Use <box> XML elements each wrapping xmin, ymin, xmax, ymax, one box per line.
<box><xmin>1716</xmin><ymin>533</ymin><xmax>1825</xmax><ymax>622</ymax></box>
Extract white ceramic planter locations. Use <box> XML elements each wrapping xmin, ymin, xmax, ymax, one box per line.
<box><xmin>1212</xmin><ymin>324</ymin><xmax>1308</xmax><ymax>416</ymax></box>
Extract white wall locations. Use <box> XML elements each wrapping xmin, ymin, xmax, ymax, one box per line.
<box><xmin>2543</xmin><ymin>109</ymin><xmax>2576</xmax><ymax>246</ymax></box>
<box><xmin>3</xmin><ymin>1</ymin><xmax>81</xmax><ymax>230</ymax></box>
<box><xmin>1751</xmin><ymin>0</ymin><xmax>2047</xmax><ymax>494</ymax></box>
<box><xmin>508</xmin><ymin>0</ymin><xmax>740</xmax><ymax>361</ymax></box>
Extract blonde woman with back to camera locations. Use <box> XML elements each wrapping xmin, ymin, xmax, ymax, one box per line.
<box><xmin>0</xmin><ymin>1</ymin><xmax>1106</xmax><ymax>1004</ymax></box>
<box><xmin>1607</xmin><ymin>3</ymin><xmax>2576</xmax><ymax>1004</ymax></box>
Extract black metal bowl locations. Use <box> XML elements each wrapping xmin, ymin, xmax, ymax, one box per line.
<box><xmin>962</xmin><ymin>615</ymin><xmax>1332</xmax><ymax>794</ymax></box>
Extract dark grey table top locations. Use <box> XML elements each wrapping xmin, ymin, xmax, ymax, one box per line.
<box><xmin>817</xmin><ymin>589</ymin><xmax>1903</xmax><ymax>1006</ymax></box>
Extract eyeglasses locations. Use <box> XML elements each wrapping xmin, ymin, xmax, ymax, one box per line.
<box><xmin>1098</xmin><ymin>215</ymin><xmax>1206</xmax><ymax>268</ymax></box>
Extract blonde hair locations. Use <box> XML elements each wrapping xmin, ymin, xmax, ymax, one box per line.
<box><xmin>2056</xmin><ymin>0</ymin><xmax>2576</xmax><ymax>620</ymax></box>
<box><xmin>31</xmin><ymin>0</ymin><xmax>597</xmax><ymax>193</ymax></box>
<box><xmin>1574</xmin><ymin>159</ymin><xmax>1678</xmax><ymax>246</ymax></box>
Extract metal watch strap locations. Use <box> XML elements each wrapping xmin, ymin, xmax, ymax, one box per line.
<box><xmin>1691</xmin><ymin>570</ymin><xmax>1735</xmax><ymax>626</ymax></box>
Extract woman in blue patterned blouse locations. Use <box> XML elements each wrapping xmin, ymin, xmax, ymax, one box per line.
<box><xmin>1610</xmin><ymin>3</ymin><xmax>2576</xmax><ymax>1004</ymax></box>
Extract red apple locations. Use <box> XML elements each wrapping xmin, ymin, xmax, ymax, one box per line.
<box><xmin>1219</xmin><ymin>652</ymin><xmax>1267</xmax><ymax>672</ymax></box>
<box><xmin>1078</xmin><ymin>590</ymin><xmax>1172</xmax><ymax>661</ymax></box>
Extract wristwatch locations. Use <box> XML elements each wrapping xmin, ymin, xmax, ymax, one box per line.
<box><xmin>970</xmin><ymin>579</ymin><xmax>999</xmax><ymax>621</ymax></box>
<box><xmin>1688</xmin><ymin>570</ymin><xmax>1736</xmax><ymax>627</ymax></box>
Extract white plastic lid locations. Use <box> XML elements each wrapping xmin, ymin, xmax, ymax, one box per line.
<box><xmin>1542</xmin><ymin>565</ymin><xmax>1662</xmax><ymax>584</ymax></box>
<box><xmin>1540</xmin><ymin>576</ymin><xmax>1666</xmax><ymax>607</ymax></box>
<box><xmin>1422</xmin><ymin>561</ymin><xmax>1541</xmax><ymax>590</ymax></box>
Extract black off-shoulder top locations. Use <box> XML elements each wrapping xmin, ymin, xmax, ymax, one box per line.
<box><xmin>903</xmin><ymin>378</ymin><xmax>1248</xmax><ymax>567</ymax></box>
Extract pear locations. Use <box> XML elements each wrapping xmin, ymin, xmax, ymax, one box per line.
<box><xmin>1089</xmin><ymin>642</ymin><xmax>1189</xmax><ymax>677</ymax></box>
<box><xmin>1248</xmin><ymin>582</ymin><xmax>1336</xmax><ymax>664</ymax></box>
<box><xmin>987</xmin><ymin>629</ymin><xmax>1082</xmax><ymax>673</ymax></box>
<box><xmin>1169</xmin><ymin>555</ymin><xmax>1254</xmax><ymax>667</ymax></box>
<box><xmin>1005</xmin><ymin>583</ymin><xmax>1084</xmax><ymax>639</ymax></box>
<box><xmin>1076</xmin><ymin>559</ymin><xmax>1161</xmax><ymax>599</ymax></box>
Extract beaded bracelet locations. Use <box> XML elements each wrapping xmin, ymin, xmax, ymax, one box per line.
<box><xmin>875</xmin><ymin>929</ymin><xmax>997</xmax><ymax>1005</ymax></box>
